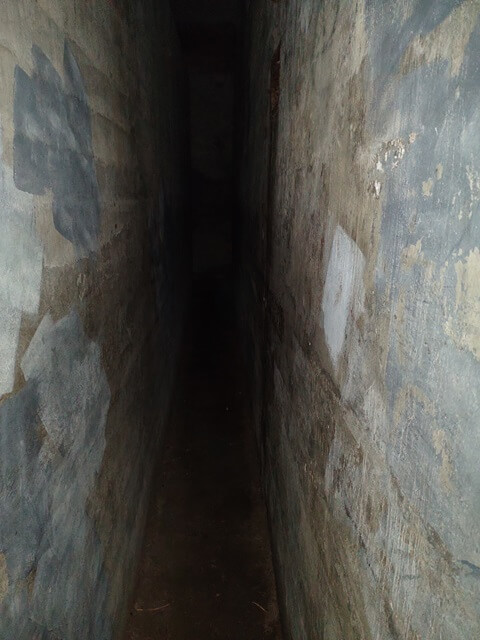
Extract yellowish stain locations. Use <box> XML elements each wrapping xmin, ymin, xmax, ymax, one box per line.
<box><xmin>422</xmin><ymin>177</ymin><xmax>434</xmax><ymax>197</ymax></box>
<box><xmin>402</xmin><ymin>239</ymin><xmax>423</xmax><ymax>270</ymax></box>
<box><xmin>445</xmin><ymin>247</ymin><xmax>480</xmax><ymax>359</ymax></box>
<box><xmin>432</xmin><ymin>429</ymin><xmax>454</xmax><ymax>492</ymax></box>
<box><xmin>0</xmin><ymin>553</ymin><xmax>8</xmax><ymax>604</ymax></box>
<box><xmin>400</xmin><ymin>1</ymin><xmax>480</xmax><ymax>77</ymax></box>
<box><xmin>394</xmin><ymin>384</ymin><xmax>436</xmax><ymax>432</ymax></box>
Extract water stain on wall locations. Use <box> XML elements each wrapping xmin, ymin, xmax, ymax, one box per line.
<box><xmin>13</xmin><ymin>42</ymin><xmax>100</xmax><ymax>255</ymax></box>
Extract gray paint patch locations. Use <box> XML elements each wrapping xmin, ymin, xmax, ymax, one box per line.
<box><xmin>14</xmin><ymin>42</ymin><xmax>100</xmax><ymax>254</ymax></box>
<box><xmin>0</xmin><ymin>122</ymin><xmax>43</xmax><ymax>396</ymax></box>
<box><xmin>0</xmin><ymin>311</ymin><xmax>111</xmax><ymax>639</ymax></box>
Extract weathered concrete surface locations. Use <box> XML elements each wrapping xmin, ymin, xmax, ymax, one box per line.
<box><xmin>240</xmin><ymin>1</ymin><xmax>480</xmax><ymax>638</ymax></box>
<box><xmin>0</xmin><ymin>1</ymin><xmax>188</xmax><ymax>638</ymax></box>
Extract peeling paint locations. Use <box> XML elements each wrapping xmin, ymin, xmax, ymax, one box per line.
<box><xmin>422</xmin><ymin>177</ymin><xmax>433</xmax><ymax>197</ymax></box>
<box><xmin>401</xmin><ymin>239</ymin><xmax>423</xmax><ymax>270</ymax></box>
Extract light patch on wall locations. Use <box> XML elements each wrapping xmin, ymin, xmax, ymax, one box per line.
<box><xmin>0</xmin><ymin>124</ymin><xmax>43</xmax><ymax>396</ymax></box>
<box><xmin>322</xmin><ymin>225</ymin><xmax>365</xmax><ymax>370</ymax></box>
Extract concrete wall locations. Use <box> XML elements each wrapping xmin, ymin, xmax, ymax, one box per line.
<box><xmin>240</xmin><ymin>1</ymin><xmax>480</xmax><ymax>638</ymax></box>
<box><xmin>0</xmin><ymin>1</ymin><xmax>188</xmax><ymax>637</ymax></box>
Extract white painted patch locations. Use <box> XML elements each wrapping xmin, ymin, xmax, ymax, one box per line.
<box><xmin>322</xmin><ymin>225</ymin><xmax>365</xmax><ymax>370</ymax></box>
<box><xmin>0</xmin><ymin>124</ymin><xmax>43</xmax><ymax>395</ymax></box>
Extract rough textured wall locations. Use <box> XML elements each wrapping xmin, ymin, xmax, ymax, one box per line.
<box><xmin>241</xmin><ymin>1</ymin><xmax>480</xmax><ymax>638</ymax></box>
<box><xmin>0</xmin><ymin>1</ymin><xmax>188</xmax><ymax>638</ymax></box>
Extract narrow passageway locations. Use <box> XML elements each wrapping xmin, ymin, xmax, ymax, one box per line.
<box><xmin>3</xmin><ymin>1</ymin><xmax>480</xmax><ymax>638</ymax></box>
<box><xmin>123</xmin><ymin>271</ymin><xmax>281</xmax><ymax>639</ymax></box>
<box><xmin>123</xmin><ymin>3</ymin><xmax>281</xmax><ymax>636</ymax></box>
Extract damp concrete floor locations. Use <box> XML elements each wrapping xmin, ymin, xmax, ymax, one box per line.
<box><xmin>123</xmin><ymin>274</ymin><xmax>282</xmax><ymax>640</ymax></box>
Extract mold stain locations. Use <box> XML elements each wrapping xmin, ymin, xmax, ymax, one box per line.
<box><xmin>432</xmin><ymin>429</ymin><xmax>454</xmax><ymax>492</ymax></box>
<box><xmin>422</xmin><ymin>177</ymin><xmax>434</xmax><ymax>197</ymax></box>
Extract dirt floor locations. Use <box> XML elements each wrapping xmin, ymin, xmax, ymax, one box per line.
<box><xmin>123</xmin><ymin>273</ymin><xmax>282</xmax><ymax>640</ymax></box>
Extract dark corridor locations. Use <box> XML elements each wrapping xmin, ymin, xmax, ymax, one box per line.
<box><xmin>123</xmin><ymin>279</ymin><xmax>281</xmax><ymax>639</ymax></box>
<box><xmin>124</xmin><ymin>2</ymin><xmax>281</xmax><ymax>639</ymax></box>
<box><xmin>3</xmin><ymin>1</ymin><xmax>478</xmax><ymax>638</ymax></box>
